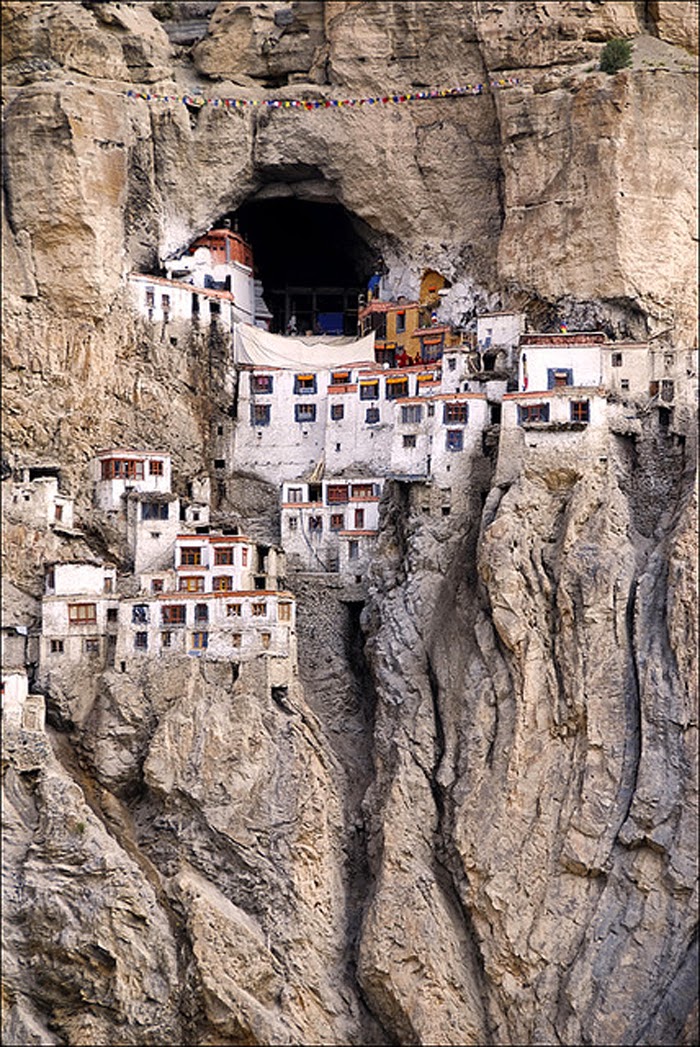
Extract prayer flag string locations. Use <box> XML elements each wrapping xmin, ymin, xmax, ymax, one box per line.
<box><xmin>125</xmin><ymin>79</ymin><xmax>519</xmax><ymax>110</ymax></box>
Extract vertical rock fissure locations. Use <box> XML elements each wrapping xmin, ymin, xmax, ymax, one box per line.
<box><xmin>619</xmin><ymin>576</ymin><xmax>642</xmax><ymax>829</ymax></box>
<box><xmin>425</xmin><ymin>654</ymin><xmax>494</xmax><ymax>1044</ymax></box>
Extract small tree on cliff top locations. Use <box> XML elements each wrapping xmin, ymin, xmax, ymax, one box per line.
<box><xmin>599</xmin><ymin>38</ymin><xmax>633</xmax><ymax>74</ymax></box>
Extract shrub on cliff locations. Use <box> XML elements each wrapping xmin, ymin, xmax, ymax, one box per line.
<box><xmin>599</xmin><ymin>39</ymin><xmax>633</xmax><ymax>74</ymax></box>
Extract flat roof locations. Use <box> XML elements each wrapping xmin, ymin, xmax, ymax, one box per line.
<box><xmin>95</xmin><ymin>449</ymin><xmax>170</xmax><ymax>458</ymax></box>
<box><xmin>130</xmin><ymin>273</ymin><xmax>235</xmax><ymax>302</ymax></box>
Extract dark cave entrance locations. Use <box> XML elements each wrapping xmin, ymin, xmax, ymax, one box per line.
<box><xmin>227</xmin><ymin>198</ymin><xmax>379</xmax><ymax>335</ymax></box>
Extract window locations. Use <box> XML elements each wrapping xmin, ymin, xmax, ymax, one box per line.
<box><xmin>50</xmin><ymin>639</ymin><xmax>64</xmax><ymax>654</ymax></box>
<box><xmin>570</xmin><ymin>400</ymin><xmax>590</xmax><ymax>423</ymax></box>
<box><xmin>227</xmin><ymin>603</ymin><xmax>242</xmax><ymax>617</ymax></box>
<box><xmin>69</xmin><ymin>603</ymin><xmax>97</xmax><ymax>624</ymax></box>
<box><xmin>443</xmin><ymin>403</ymin><xmax>469</xmax><ymax>424</ymax></box>
<box><xmin>365</xmin><ymin>407</ymin><xmax>380</xmax><ymax>423</ymax></box>
<box><xmin>151</xmin><ymin>579</ymin><xmax>164</xmax><ymax>594</ymax></box>
<box><xmin>214</xmin><ymin>547</ymin><xmax>234</xmax><ymax>565</ymax></box>
<box><xmin>661</xmin><ymin>379</ymin><xmax>674</xmax><ymax>402</ymax></box>
<box><xmin>149</xmin><ymin>460</ymin><xmax>164</xmax><ymax>476</ymax></box>
<box><xmin>327</xmin><ymin>484</ymin><xmax>349</xmax><ymax>504</ymax></box>
<box><xmin>330</xmin><ymin>513</ymin><xmax>345</xmax><ymax>531</ymax></box>
<box><xmin>242</xmin><ymin>548</ymin><xmax>248</xmax><ymax>566</ymax></box>
<box><xmin>621</xmin><ymin>379</ymin><xmax>630</xmax><ymax>392</ymax></box>
<box><xmin>101</xmin><ymin>458</ymin><xmax>144</xmax><ymax>480</ymax></box>
<box><xmin>135</xmin><ymin>632</ymin><xmax>148</xmax><ymax>650</ymax></box>
<box><xmin>403</xmin><ymin>434</ymin><xmax>417</xmax><ymax>448</ymax></box>
<box><xmin>161</xmin><ymin>631</ymin><xmax>172</xmax><ymax>648</ymax></box>
<box><xmin>142</xmin><ymin>502</ymin><xmax>169</xmax><ymax>521</ymax></box>
<box><xmin>288</xmin><ymin>516</ymin><xmax>298</xmax><ymax>530</ymax></box>
<box><xmin>351</xmin><ymin>484</ymin><xmax>374</xmax><ymax>498</ymax></box>
<box><xmin>294</xmin><ymin>374</ymin><xmax>317</xmax><ymax>394</ymax></box>
<box><xmin>55</xmin><ymin>504</ymin><xmax>63</xmax><ymax>522</ymax></box>
<box><xmin>547</xmin><ymin>368</ymin><xmax>573</xmax><ymax>389</ymax></box>
<box><xmin>180</xmin><ymin>547</ymin><xmax>202</xmax><ymax>566</ymax></box>
<box><xmin>278</xmin><ymin>602</ymin><xmax>292</xmax><ymax>621</ymax></box>
<box><xmin>331</xmin><ymin>404</ymin><xmax>344</xmax><ymax>421</ymax></box>
<box><xmin>386</xmin><ymin>378</ymin><xmax>409</xmax><ymax>399</ymax></box>
<box><xmin>360</xmin><ymin>380</ymin><xmax>379</xmax><ymax>400</ymax></box>
<box><xmin>146</xmin><ymin>288</ymin><xmax>155</xmax><ymax>307</ymax></box>
<box><xmin>84</xmin><ymin>638</ymin><xmax>100</xmax><ymax>655</ymax></box>
<box><xmin>348</xmin><ymin>540</ymin><xmax>359</xmax><ymax>560</ymax></box>
<box><xmin>162</xmin><ymin>604</ymin><xmax>186</xmax><ymax>625</ymax></box>
<box><xmin>214</xmin><ymin>459</ymin><xmax>226</xmax><ymax>469</ymax></box>
<box><xmin>518</xmin><ymin>403</ymin><xmax>550</xmax><ymax>424</ymax></box>
<box><xmin>448</xmin><ymin>358</ymin><xmax>456</xmax><ymax>371</ymax></box>
<box><xmin>331</xmin><ymin>371</ymin><xmax>351</xmax><ymax>385</ymax></box>
<box><xmin>132</xmin><ymin>604</ymin><xmax>149</xmax><ymax>624</ymax></box>
<box><xmin>191</xmin><ymin>631</ymin><xmax>208</xmax><ymax>649</ymax></box>
<box><xmin>252</xmin><ymin>603</ymin><xmax>267</xmax><ymax>617</ymax></box>
<box><xmin>611</xmin><ymin>352</ymin><xmax>623</xmax><ymax>367</ymax></box>
<box><xmin>107</xmin><ymin>607</ymin><xmax>118</xmax><ymax>622</ymax></box>
<box><xmin>46</xmin><ymin>568</ymin><xmax>55</xmax><ymax>590</ymax></box>
<box><xmin>446</xmin><ymin>430</ymin><xmax>464</xmax><ymax>451</ymax></box>
<box><xmin>194</xmin><ymin>603</ymin><xmax>209</xmax><ymax>623</ymax></box>
<box><xmin>287</xmin><ymin>487</ymin><xmax>304</xmax><ymax>503</ymax></box>
<box><xmin>395</xmin><ymin>311</ymin><xmax>406</xmax><ymax>333</ymax></box>
<box><xmin>401</xmin><ymin>404</ymin><xmax>423</xmax><ymax>424</ymax></box>
<box><xmin>261</xmin><ymin>633</ymin><xmax>271</xmax><ymax>649</ymax></box>
<box><xmin>104</xmin><ymin>577</ymin><xmax>114</xmax><ymax>593</ymax></box>
<box><xmin>179</xmin><ymin>576</ymin><xmax>204</xmax><ymax>593</ymax></box>
<box><xmin>210</xmin><ymin>300</ymin><xmax>221</xmax><ymax>316</ymax></box>
<box><xmin>295</xmin><ymin>403</ymin><xmax>317</xmax><ymax>422</ymax></box>
<box><xmin>354</xmin><ymin>508</ymin><xmax>365</xmax><ymax>528</ymax></box>
<box><xmin>252</xmin><ymin>374</ymin><xmax>273</xmax><ymax>394</ymax></box>
<box><xmin>231</xmin><ymin>633</ymin><xmax>242</xmax><ymax>647</ymax></box>
<box><xmin>251</xmin><ymin>404</ymin><xmax>271</xmax><ymax>426</ymax></box>
<box><xmin>213</xmin><ymin>576</ymin><xmax>233</xmax><ymax>592</ymax></box>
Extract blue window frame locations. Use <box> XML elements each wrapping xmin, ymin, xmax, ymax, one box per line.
<box><xmin>295</xmin><ymin>403</ymin><xmax>317</xmax><ymax>423</ymax></box>
<box><xmin>547</xmin><ymin>368</ymin><xmax>573</xmax><ymax>389</ymax></box>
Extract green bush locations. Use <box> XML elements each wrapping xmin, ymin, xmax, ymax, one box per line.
<box><xmin>599</xmin><ymin>39</ymin><xmax>633</xmax><ymax>75</ymax></box>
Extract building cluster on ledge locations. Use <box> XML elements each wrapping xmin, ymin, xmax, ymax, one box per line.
<box><xmin>2</xmin><ymin>224</ymin><xmax>695</xmax><ymax>730</ymax></box>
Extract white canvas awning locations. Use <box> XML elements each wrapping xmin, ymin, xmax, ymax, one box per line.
<box><xmin>234</xmin><ymin>324</ymin><xmax>376</xmax><ymax>370</ymax></box>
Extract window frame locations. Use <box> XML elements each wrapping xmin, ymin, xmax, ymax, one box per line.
<box><xmin>445</xmin><ymin>429</ymin><xmax>464</xmax><ymax>451</ymax></box>
<box><xmin>179</xmin><ymin>546</ymin><xmax>202</xmax><ymax>566</ymax></box>
<box><xmin>518</xmin><ymin>403</ymin><xmax>550</xmax><ymax>424</ymax></box>
<box><xmin>570</xmin><ymin>400</ymin><xmax>590</xmax><ymax>423</ymax></box>
<box><xmin>68</xmin><ymin>603</ymin><xmax>97</xmax><ymax>625</ymax></box>
<box><xmin>294</xmin><ymin>402</ymin><xmax>317</xmax><ymax>423</ymax></box>
<box><xmin>162</xmin><ymin>604</ymin><xmax>186</xmax><ymax>625</ymax></box>
<box><xmin>251</xmin><ymin>403</ymin><xmax>271</xmax><ymax>426</ymax></box>
<box><xmin>443</xmin><ymin>403</ymin><xmax>469</xmax><ymax>425</ymax></box>
<box><xmin>178</xmin><ymin>576</ymin><xmax>205</xmax><ymax>593</ymax></box>
<box><xmin>252</xmin><ymin>374</ymin><xmax>274</xmax><ymax>394</ymax></box>
<box><xmin>294</xmin><ymin>374</ymin><xmax>317</xmax><ymax>395</ymax></box>
<box><xmin>401</xmin><ymin>404</ymin><xmax>423</xmax><ymax>424</ymax></box>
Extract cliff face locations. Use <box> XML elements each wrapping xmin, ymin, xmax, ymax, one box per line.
<box><xmin>2</xmin><ymin>4</ymin><xmax>698</xmax><ymax>1046</ymax></box>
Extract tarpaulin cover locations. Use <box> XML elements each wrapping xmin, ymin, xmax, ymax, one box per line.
<box><xmin>234</xmin><ymin>324</ymin><xmax>376</xmax><ymax>370</ymax></box>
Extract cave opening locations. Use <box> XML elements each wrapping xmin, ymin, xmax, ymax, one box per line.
<box><xmin>225</xmin><ymin>198</ymin><xmax>379</xmax><ymax>336</ymax></box>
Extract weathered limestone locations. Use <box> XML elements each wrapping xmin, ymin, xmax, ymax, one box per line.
<box><xmin>1</xmin><ymin>3</ymin><xmax>698</xmax><ymax>1046</ymax></box>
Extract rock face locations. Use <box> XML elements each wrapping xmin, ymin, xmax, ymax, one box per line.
<box><xmin>1</xmin><ymin>3</ymin><xmax>698</xmax><ymax>1046</ymax></box>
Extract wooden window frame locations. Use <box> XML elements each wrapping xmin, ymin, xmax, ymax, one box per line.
<box><xmin>68</xmin><ymin>603</ymin><xmax>97</xmax><ymax>624</ymax></box>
